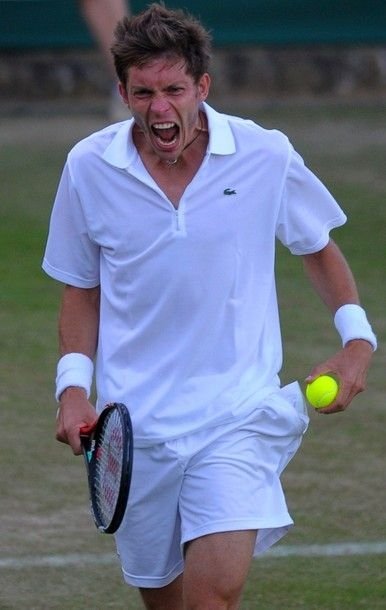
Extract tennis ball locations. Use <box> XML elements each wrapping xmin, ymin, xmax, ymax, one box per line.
<box><xmin>306</xmin><ymin>375</ymin><xmax>339</xmax><ymax>408</ymax></box>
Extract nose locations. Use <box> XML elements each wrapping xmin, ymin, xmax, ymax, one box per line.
<box><xmin>150</xmin><ymin>94</ymin><xmax>171</xmax><ymax>114</ymax></box>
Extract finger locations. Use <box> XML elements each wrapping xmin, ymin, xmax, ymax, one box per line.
<box><xmin>67</xmin><ymin>432</ymin><xmax>83</xmax><ymax>456</ymax></box>
<box><xmin>55</xmin><ymin>431</ymin><xmax>70</xmax><ymax>444</ymax></box>
<box><xmin>315</xmin><ymin>386</ymin><xmax>354</xmax><ymax>414</ymax></box>
<box><xmin>316</xmin><ymin>403</ymin><xmax>346</xmax><ymax>414</ymax></box>
<box><xmin>79</xmin><ymin>420</ymin><xmax>97</xmax><ymax>435</ymax></box>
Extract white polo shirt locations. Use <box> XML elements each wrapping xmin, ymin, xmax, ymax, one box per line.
<box><xmin>43</xmin><ymin>103</ymin><xmax>346</xmax><ymax>445</ymax></box>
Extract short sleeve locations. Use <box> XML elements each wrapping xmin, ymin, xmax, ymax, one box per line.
<box><xmin>42</xmin><ymin>162</ymin><xmax>100</xmax><ymax>287</ymax></box>
<box><xmin>276</xmin><ymin>147</ymin><xmax>347</xmax><ymax>255</ymax></box>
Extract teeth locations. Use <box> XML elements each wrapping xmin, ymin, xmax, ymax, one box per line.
<box><xmin>153</xmin><ymin>122</ymin><xmax>175</xmax><ymax>129</ymax></box>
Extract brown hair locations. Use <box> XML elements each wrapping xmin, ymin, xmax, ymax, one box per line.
<box><xmin>111</xmin><ymin>3</ymin><xmax>212</xmax><ymax>85</ymax></box>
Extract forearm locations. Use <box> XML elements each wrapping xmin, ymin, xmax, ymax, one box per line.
<box><xmin>302</xmin><ymin>238</ymin><xmax>360</xmax><ymax>314</ymax></box>
<box><xmin>59</xmin><ymin>285</ymin><xmax>100</xmax><ymax>358</ymax></box>
<box><xmin>56</xmin><ymin>285</ymin><xmax>100</xmax><ymax>452</ymax></box>
<box><xmin>302</xmin><ymin>239</ymin><xmax>375</xmax><ymax>413</ymax></box>
<box><xmin>57</xmin><ymin>284</ymin><xmax>100</xmax><ymax>400</ymax></box>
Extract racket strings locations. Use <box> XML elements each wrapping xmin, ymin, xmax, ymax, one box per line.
<box><xmin>93</xmin><ymin>411</ymin><xmax>125</xmax><ymax>524</ymax></box>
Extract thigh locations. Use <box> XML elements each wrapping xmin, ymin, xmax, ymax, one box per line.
<box><xmin>179</xmin><ymin>385</ymin><xmax>308</xmax><ymax>555</ymax></box>
<box><xmin>139</xmin><ymin>574</ymin><xmax>184</xmax><ymax>610</ymax></box>
<box><xmin>114</xmin><ymin>443</ymin><xmax>184</xmax><ymax>588</ymax></box>
<box><xmin>179</xmin><ymin>420</ymin><xmax>290</xmax><ymax>547</ymax></box>
<box><xmin>183</xmin><ymin>530</ymin><xmax>257</xmax><ymax>607</ymax></box>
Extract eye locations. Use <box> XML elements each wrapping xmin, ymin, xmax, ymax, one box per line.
<box><xmin>133</xmin><ymin>88</ymin><xmax>152</xmax><ymax>99</ymax></box>
<box><xmin>167</xmin><ymin>86</ymin><xmax>184</xmax><ymax>95</ymax></box>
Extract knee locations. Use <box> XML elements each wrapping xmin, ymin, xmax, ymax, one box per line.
<box><xmin>183</xmin><ymin>574</ymin><xmax>245</xmax><ymax>609</ymax></box>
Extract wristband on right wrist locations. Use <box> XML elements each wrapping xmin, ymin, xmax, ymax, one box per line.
<box><xmin>334</xmin><ymin>304</ymin><xmax>377</xmax><ymax>351</ymax></box>
<box><xmin>55</xmin><ymin>353</ymin><xmax>94</xmax><ymax>402</ymax></box>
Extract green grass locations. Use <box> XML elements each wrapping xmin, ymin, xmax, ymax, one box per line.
<box><xmin>244</xmin><ymin>555</ymin><xmax>386</xmax><ymax>609</ymax></box>
<box><xmin>0</xmin><ymin>104</ymin><xmax>385</xmax><ymax>609</ymax></box>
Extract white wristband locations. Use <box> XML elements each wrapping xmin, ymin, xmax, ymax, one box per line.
<box><xmin>334</xmin><ymin>304</ymin><xmax>377</xmax><ymax>351</ymax></box>
<box><xmin>55</xmin><ymin>353</ymin><xmax>94</xmax><ymax>402</ymax></box>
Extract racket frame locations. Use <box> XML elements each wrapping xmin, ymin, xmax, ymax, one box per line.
<box><xmin>80</xmin><ymin>402</ymin><xmax>133</xmax><ymax>534</ymax></box>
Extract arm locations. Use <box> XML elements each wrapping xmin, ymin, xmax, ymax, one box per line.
<box><xmin>56</xmin><ymin>284</ymin><xmax>100</xmax><ymax>453</ymax></box>
<box><xmin>302</xmin><ymin>239</ymin><xmax>374</xmax><ymax>414</ymax></box>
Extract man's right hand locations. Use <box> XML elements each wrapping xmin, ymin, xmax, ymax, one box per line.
<box><xmin>56</xmin><ymin>387</ymin><xmax>98</xmax><ymax>455</ymax></box>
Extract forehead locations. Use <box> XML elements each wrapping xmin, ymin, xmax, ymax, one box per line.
<box><xmin>127</xmin><ymin>56</ymin><xmax>193</xmax><ymax>87</ymax></box>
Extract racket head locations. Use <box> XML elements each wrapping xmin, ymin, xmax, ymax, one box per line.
<box><xmin>81</xmin><ymin>403</ymin><xmax>133</xmax><ymax>534</ymax></box>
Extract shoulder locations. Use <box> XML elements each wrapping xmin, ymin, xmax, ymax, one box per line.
<box><xmin>206</xmin><ymin>103</ymin><xmax>289</xmax><ymax>152</ymax></box>
<box><xmin>205</xmin><ymin>103</ymin><xmax>292</xmax><ymax>166</ymax></box>
<box><xmin>67</xmin><ymin>121</ymin><xmax>129</xmax><ymax>165</ymax></box>
<box><xmin>227</xmin><ymin>112</ymin><xmax>290</xmax><ymax>153</ymax></box>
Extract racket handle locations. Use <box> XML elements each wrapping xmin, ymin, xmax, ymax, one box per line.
<box><xmin>80</xmin><ymin>421</ymin><xmax>97</xmax><ymax>462</ymax></box>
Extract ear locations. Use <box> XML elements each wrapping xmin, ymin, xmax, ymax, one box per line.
<box><xmin>197</xmin><ymin>73</ymin><xmax>211</xmax><ymax>102</ymax></box>
<box><xmin>119</xmin><ymin>82</ymin><xmax>130</xmax><ymax>106</ymax></box>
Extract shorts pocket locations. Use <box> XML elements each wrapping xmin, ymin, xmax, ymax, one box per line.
<box><xmin>252</xmin><ymin>381</ymin><xmax>309</xmax><ymax>439</ymax></box>
<box><xmin>279</xmin><ymin>381</ymin><xmax>309</xmax><ymax>435</ymax></box>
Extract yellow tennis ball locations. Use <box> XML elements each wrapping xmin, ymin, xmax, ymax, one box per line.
<box><xmin>306</xmin><ymin>375</ymin><xmax>339</xmax><ymax>408</ymax></box>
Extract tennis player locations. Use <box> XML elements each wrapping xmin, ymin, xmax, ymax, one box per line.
<box><xmin>43</xmin><ymin>4</ymin><xmax>376</xmax><ymax>608</ymax></box>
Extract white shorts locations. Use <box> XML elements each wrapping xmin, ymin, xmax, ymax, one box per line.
<box><xmin>114</xmin><ymin>382</ymin><xmax>309</xmax><ymax>588</ymax></box>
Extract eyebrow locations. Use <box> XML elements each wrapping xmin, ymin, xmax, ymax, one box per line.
<box><xmin>130</xmin><ymin>80</ymin><xmax>187</xmax><ymax>92</ymax></box>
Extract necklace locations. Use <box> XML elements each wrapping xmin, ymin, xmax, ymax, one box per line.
<box><xmin>165</xmin><ymin>113</ymin><xmax>206</xmax><ymax>166</ymax></box>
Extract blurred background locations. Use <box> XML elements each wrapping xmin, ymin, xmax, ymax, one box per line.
<box><xmin>1</xmin><ymin>0</ymin><xmax>386</xmax><ymax>117</ymax></box>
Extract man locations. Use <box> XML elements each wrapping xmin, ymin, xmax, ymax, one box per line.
<box><xmin>43</xmin><ymin>4</ymin><xmax>376</xmax><ymax>609</ymax></box>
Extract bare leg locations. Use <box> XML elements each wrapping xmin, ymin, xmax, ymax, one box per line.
<box><xmin>139</xmin><ymin>574</ymin><xmax>183</xmax><ymax>610</ymax></box>
<box><xmin>183</xmin><ymin>530</ymin><xmax>257</xmax><ymax>610</ymax></box>
<box><xmin>78</xmin><ymin>0</ymin><xmax>130</xmax><ymax>120</ymax></box>
<box><xmin>137</xmin><ymin>531</ymin><xmax>256</xmax><ymax>609</ymax></box>
<box><xmin>78</xmin><ymin>0</ymin><xmax>129</xmax><ymax>77</ymax></box>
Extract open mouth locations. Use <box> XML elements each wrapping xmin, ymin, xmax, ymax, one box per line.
<box><xmin>151</xmin><ymin>122</ymin><xmax>180</xmax><ymax>149</ymax></box>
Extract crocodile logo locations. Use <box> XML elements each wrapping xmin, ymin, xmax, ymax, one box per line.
<box><xmin>223</xmin><ymin>188</ymin><xmax>237</xmax><ymax>195</ymax></box>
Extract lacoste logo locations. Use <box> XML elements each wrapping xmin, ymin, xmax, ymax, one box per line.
<box><xmin>223</xmin><ymin>188</ymin><xmax>237</xmax><ymax>195</ymax></box>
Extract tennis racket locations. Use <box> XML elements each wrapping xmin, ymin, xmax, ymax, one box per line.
<box><xmin>80</xmin><ymin>402</ymin><xmax>133</xmax><ymax>534</ymax></box>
